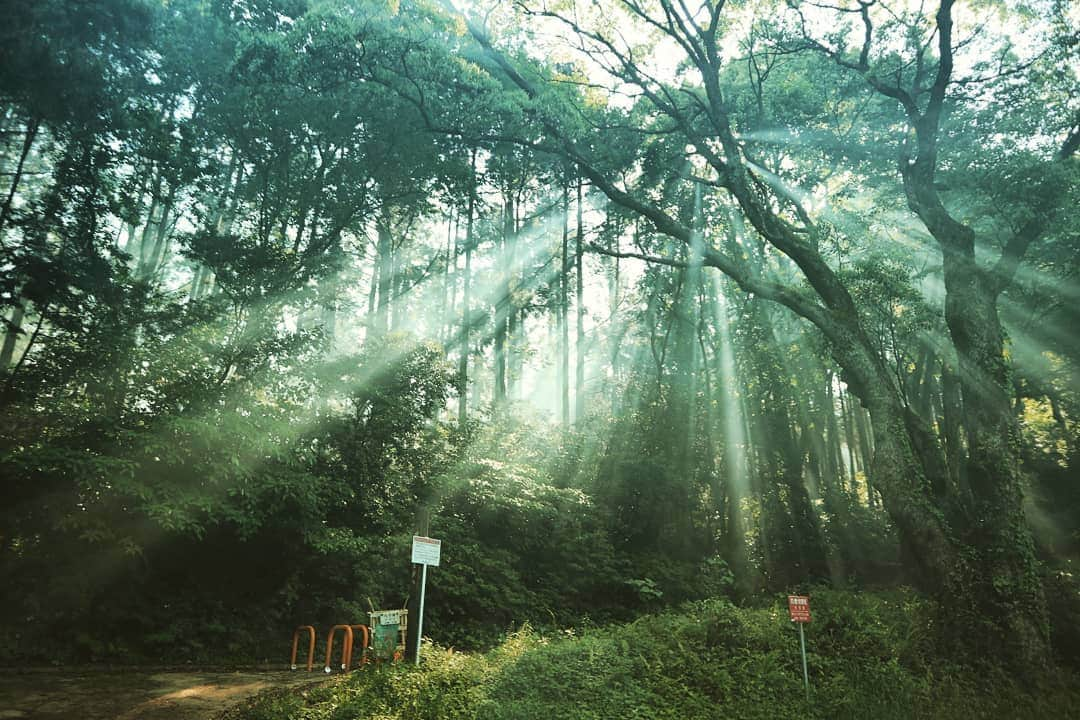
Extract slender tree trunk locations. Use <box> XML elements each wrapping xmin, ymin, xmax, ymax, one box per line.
<box><xmin>470</xmin><ymin>347</ymin><xmax>482</xmax><ymax>410</ymax></box>
<box><xmin>839</xmin><ymin>384</ymin><xmax>858</xmax><ymax>488</ymax></box>
<box><xmin>824</xmin><ymin>373</ymin><xmax>844</xmax><ymax>490</ymax></box>
<box><xmin>854</xmin><ymin>405</ymin><xmax>876</xmax><ymax>507</ymax></box>
<box><xmin>696</xmin><ymin>300</ymin><xmax>724</xmax><ymax>544</ymax></box>
<box><xmin>440</xmin><ymin>208</ymin><xmax>455</xmax><ymax>346</ymax></box>
<box><xmin>391</xmin><ymin>236</ymin><xmax>404</xmax><ymax>332</ymax></box>
<box><xmin>192</xmin><ymin>160</ymin><xmax>242</xmax><ymax>301</ymax></box>
<box><xmin>575</xmin><ymin>178</ymin><xmax>586</xmax><ymax>423</ymax></box>
<box><xmin>671</xmin><ymin>239</ymin><xmax>702</xmax><ymax>523</ymax></box>
<box><xmin>492</xmin><ymin>197</ymin><xmax>509</xmax><ymax>407</ymax></box>
<box><xmin>509</xmin><ymin>192</ymin><xmax>527</xmax><ymax>401</ymax></box>
<box><xmin>458</xmin><ymin>179</ymin><xmax>475</xmax><ymax>432</ymax></box>
<box><xmin>321</xmin><ymin>280</ymin><xmax>337</xmax><ymax>346</ymax></box>
<box><xmin>367</xmin><ymin>250</ymin><xmax>379</xmax><ymax>318</ymax></box>
<box><xmin>755</xmin><ymin>306</ymin><xmax>830</xmax><ymax>582</ymax></box>
<box><xmin>559</xmin><ymin>184</ymin><xmax>570</xmax><ymax>426</ymax></box>
<box><xmin>135</xmin><ymin>169</ymin><xmax>164</xmax><ymax>277</ymax></box>
<box><xmin>190</xmin><ymin>265</ymin><xmax>207</xmax><ymax>301</ymax></box>
<box><xmin>607</xmin><ymin>211</ymin><xmax>622</xmax><ymax>414</ymax></box>
<box><xmin>910</xmin><ymin>347</ymin><xmax>936</xmax><ymax>421</ymax></box>
<box><xmin>144</xmin><ymin>184</ymin><xmax>177</xmax><ymax>281</ymax></box>
<box><xmin>374</xmin><ymin>211</ymin><xmax>393</xmax><ymax>335</ymax></box>
<box><xmin>121</xmin><ymin>217</ymin><xmax>139</xmax><ymax>254</ymax></box>
<box><xmin>0</xmin><ymin>300</ymin><xmax>26</xmax><ymax>368</ymax></box>
<box><xmin>446</xmin><ymin>210</ymin><xmax>459</xmax><ymax>347</ymax></box>
<box><xmin>4</xmin><ymin>308</ymin><xmax>44</xmax><ymax>391</ymax></box>
<box><xmin>503</xmin><ymin>193</ymin><xmax>518</xmax><ymax>400</ymax></box>
<box><xmin>780</xmin><ymin>417</ymin><xmax>829</xmax><ymax>581</ymax></box>
<box><xmin>0</xmin><ymin>116</ymin><xmax>39</xmax><ymax>238</ymax></box>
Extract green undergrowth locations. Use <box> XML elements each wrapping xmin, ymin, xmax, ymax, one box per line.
<box><xmin>233</xmin><ymin>590</ymin><xmax>1080</xmax><ymax>720</ymax></box>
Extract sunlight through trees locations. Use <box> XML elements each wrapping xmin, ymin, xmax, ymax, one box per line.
<box><xmin>0</xmin><ymin>0</ymin><xmax>1076</xmax><ymax>671</ymax></box>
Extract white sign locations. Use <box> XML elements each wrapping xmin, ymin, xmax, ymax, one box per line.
<box><xmin>411</xmin><ymin>536</ymin><xmax>441</xmax><ymax>566</ymax></box>
<box><xmin>411</xmin><ymin>536</ymin><xmax>441</xmax><ymax>665</ymax></box>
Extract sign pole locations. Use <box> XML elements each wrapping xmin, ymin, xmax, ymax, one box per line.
<box><xmin>411</xmin><ymin>536</ymin><xmax>440</xmax><ymax>666</ymax></box>
<box><xmin>787</xmin><ymin>595</ymin><xmax>811</xmax><ymax>701</ymax></box>
<box><xmin>415</xmin><ymin>562</ymin><xmax>427</xmax><ymax>665</ymax></box>
<box><xmin>799</xmin><ymin>622</ymin><xmax>809</xmax><ymax>700</ymax></box>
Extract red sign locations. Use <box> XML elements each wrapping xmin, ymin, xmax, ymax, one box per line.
<box><xmin>788</xmin><ymin>595</ymin><xmax>811</xmax><ymax>623</ymax></box>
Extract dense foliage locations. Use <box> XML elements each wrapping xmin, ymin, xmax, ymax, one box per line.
<box><xmin>231</xmin><ymin>591</ymin><xmax>1080</xmax><ymax>719</ymax></box>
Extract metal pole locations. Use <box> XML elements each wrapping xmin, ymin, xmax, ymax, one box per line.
<box><xmin>799</xmin><ymin>622</ymin><xmax>809</xmax><ymax>700</ymax></box>
<box><xmin>415</xmin><ymin>563</ymin><xmax>428</xmax><ymax>666</ymax></box>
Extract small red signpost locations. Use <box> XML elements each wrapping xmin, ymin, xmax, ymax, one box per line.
<box><xmin>787</xmin><ymin>595</ymin><xmax>811</xmax><ymax>698</ymax></box>
<box><xmin>787</xmin><ymin>595</ymin><xmax>811</xmax><ymax>623</ymax></box>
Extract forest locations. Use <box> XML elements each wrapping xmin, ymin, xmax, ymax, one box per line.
<box><xmin>0</xmin><ymin>0</ymin><xmax>1078</xmax><ymax>703</ymax></box>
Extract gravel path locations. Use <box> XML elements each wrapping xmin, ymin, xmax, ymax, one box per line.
<box><xmin>0</xmin><ymin>669</ymin><xmax>328</xmax><ymax>720</ymax></box>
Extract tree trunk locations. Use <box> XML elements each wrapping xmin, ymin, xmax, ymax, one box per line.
<box><xmin>492</xmin><ymin>198</ymin><xmax>508</xmax><ymax>408</ymax></box>
<box><xmin>823</xmin><ymin>373</ymin><xmax>844</xmax><ymax>490</ymax></box>
<box><xmin>440</xmin><ymin>208</ymin><xmax>455</xmax><ymax>347</ymax></box>
<box><xmin>144</xmin><ymin>184</ymin><xmax>177</xmax><ymax>281</ymax></box>
<box><xmin>607</xmin><ymin>211</ymin><xmax>622</xmax><ymax>414</ymax></box>
<box><xmin>503</xmin><ymin>194</ymin><xmax>519</xmax><ymax>400</ymax></box>
<box><xmin>135</xmin><ymin>169</ymin><xmax>164</xmax><ymax>278</ymax></box>
<box><xmin>0</xmin><ymin>117</ymin><xmax>39</xmax><ymax>239</ymax></box>
<box><xmin>192</xmin><ymin>160</ymin><xmax>243</xmax><ymax>301</ymax></box>
<box><xmin>446</xmin><ymin>210</ymin><xmax>459</xmax><ymax>347</ymax></box>
<box><xmin>367</xmin><ymin>251</ymin><xmax>379</xmax><ymax>318</ymax></box>
<box><xmin>575</xmin><ymin>178</ymin><xmax>586</xmax><ymax>423</ymax></box>
<box><xmin>839</xmin><ymin>384</ymin><xmax>858</xmax><ymax>489</ymax></box>
<box><xmin>945</xmin><ymin>253</ymin><xmax>1048</xmax><ymax>663</ymax></box>
<box><xmin>0</xmin><ymin>299</ymin><xmax>26</xmax><ymax>368</ymax></box>
<box><xmin>558</xmin><ymin>184</ymin><xmax>570</xmax><ymax>426</ymax></box>
<box><xmin>390</xmin><ymin>235</ymin><xmax>404</xmax><ymax>332</ymax></box>
<box><xmin>458</xmin><ymin>179</ymin><xmax>475</xmax><ymax>433</ymax></box>
<box><xmin>756</xmin><ymin>306</ymin><xmax>830</xmax><ymax>582</ymax></box>
<box><xmin>886</xmin><ymin>0</ymin><xmax>1050</xmax><ymax>664</ymax></box>
<box><xmin>854</xmin><ymin>405</ymin><xmax>875</xmax><ymax>507</ymax></box>
<box><xmin>374</xmin><ymin>211</ymin><xmax>393</xmax><ymax>335</ymax></box>
<box><xmin>940</xmin><ymin>362</ymin><xmax>965</xmax><ymax>491</ymax></box>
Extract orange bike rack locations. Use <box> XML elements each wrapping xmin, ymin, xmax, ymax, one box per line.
<box><xmin>291</xmin><ymin>625</ymin><xmax>317</xmax><ymax>671</ymax></box>
<box><xmin>323</xmin><ymin>624</ymin><xmax>371</xmax><ymax>673</ymax></box>
<box><xmin>324</xmin><ymin>624</ymin><xmax>354</xmax><ymax>673</ymax></box>
<box><xmin>350</xmin><ymin>624</ymin><xmax>370</xmax><ymax>668</ymax></box>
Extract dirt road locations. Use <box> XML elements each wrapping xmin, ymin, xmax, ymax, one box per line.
<box><xmin>0</xmin><ymin>669</ymin><xmax>327</xmax><ymax>720</ymax></box>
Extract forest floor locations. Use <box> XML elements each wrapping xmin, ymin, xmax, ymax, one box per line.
<box><xmin>0</xmin><ymin>669</ymin><xmax>328</xmax><ymax>720</ymax></box>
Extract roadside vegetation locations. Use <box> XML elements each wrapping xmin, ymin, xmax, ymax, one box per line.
<box><xmin>234</xmin><ymin>591</ymin><xmax>1080</xmax><ymax>720</ymax></box>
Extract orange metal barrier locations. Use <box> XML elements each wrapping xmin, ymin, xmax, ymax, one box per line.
<box><xmin>350</xmin><ymin>624</ymin><xmax>370</xmax><ymax>668</ymax></box>
<box><xmin>291</xmin><ymin>625</ymin><xmax>317</xmax><ymax>671</ymax></box>
<box><xmin>324</xmin><ymin>624</ymin><xmax>354</xmax><ymax>673</ymax></box>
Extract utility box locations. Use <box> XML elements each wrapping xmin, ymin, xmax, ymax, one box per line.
<box><xmin>369</xmin><ymin>609</ymin><xmax>408</xmax><ymax>661</ymax></box>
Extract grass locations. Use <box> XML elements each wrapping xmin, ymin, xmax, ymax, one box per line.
<box><xmin>232</xmin><ymin>590</ymin><xmax>1080</xmax><ymax>720</ymax></box>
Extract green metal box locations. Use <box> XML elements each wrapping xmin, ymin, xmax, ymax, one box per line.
<box><xmin>368</xmin><ymin>609</ymin><xmax>408</xmax><ymax>661</ymax></box>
